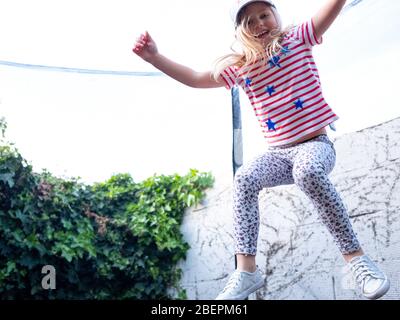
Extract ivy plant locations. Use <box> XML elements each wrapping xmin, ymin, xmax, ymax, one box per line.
<box><xmin>0</xmin><ymin>118</ymin><xmax>214</xmax><ymax>299</ymax></box>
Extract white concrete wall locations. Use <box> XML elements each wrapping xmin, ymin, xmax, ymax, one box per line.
<box><xmin>179</xmin><ymin>117</ymin><xmax>400</xmax><ymax>300</ymax></box>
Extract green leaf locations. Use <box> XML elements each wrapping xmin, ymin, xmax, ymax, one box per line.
<box><xmin>186</xmin><ymin>194</ymin><xmax>196</xmax><ymax>207</ymax></box>
<box><xmin>6</xmin><ymin>261</ymin><xmax>16</xmax><ymax>274</ymax></box>
<box><xmin>0</xmin><ymin>173</ymin><xmax>14</xmax><ymax>188</ymax></box>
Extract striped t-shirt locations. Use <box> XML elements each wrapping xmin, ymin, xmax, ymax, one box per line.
<box><xmin>220</xmin><ymin>19</ymin><xmax>339</xmax><ymax>146</ymax></box>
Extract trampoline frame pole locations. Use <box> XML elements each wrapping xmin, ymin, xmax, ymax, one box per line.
<box><xmin>231</xmin><ymin>87</ymin><xmax>243</xmax><ymax>270</ymax></box>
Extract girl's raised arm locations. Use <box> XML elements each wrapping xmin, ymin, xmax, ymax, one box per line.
<box><xmin>312</xmin><ymin>0</ymin><xmax>347</xmax><ymax>40</ymax></box>
<box><xmin>133</xmin><ymin>31</ymin><xmax>224</xmax><ymax>89</ymax></box>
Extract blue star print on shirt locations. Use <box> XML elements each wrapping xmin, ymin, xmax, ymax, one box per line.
<box><xmin>266</xmin><ymin>85</ymin><xmax>275</xmax><ymax>96</ymax></box>
<box><xmin>245</xmin><ymin>78</ymin><xmax>252</xmax><ymax>87</ymax></box>
<box><xmin>281</xmin><ymin>46</ymin><xmax>291</xmax><ymax>55</ymax></box>
<box><xmin>294</xmin><ymin>99</ymin><xmax>304</xmax><ymax>110</ymax></box>
<box><xmin>266</xmin><ymin>118</ymin><xmax>277</xmax><ymax>131</ymax></box>
<box><xmin>268</xmin><ymin>56</ymin><xmax>281</xmax><ymax>68</ymax></box>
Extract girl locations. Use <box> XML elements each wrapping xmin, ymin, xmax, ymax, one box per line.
<box><xmin>133</xmin><ymin>0</ymin><xmax>390</xmax><ymax>300</ymax></box>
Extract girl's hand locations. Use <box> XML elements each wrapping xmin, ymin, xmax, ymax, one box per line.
<box><xmin>132</xmin><ymin>31</ymin><xmax>159</xmax><ymax>63</ymax></box>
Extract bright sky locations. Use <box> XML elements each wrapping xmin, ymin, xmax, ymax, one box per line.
<box><xmin>1</xmin><ymin>0</ymin><xmax>399</xmax><ymax>183</ymax></box>
<box><xmin>0</xmin><ymin>0</ymin><xmax>319</xmax><ymax>69</ymax></box>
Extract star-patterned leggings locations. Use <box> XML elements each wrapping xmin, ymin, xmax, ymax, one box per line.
<box><xmin>233</xmin><ymin>134</ymin><xmax>361</xmax><ymax>256</ymax></box>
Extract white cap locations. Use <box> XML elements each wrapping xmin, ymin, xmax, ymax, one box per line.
<box><xmin>230</xmin><ymin>0</ymin><xmax>281</xmax><ymax>29</ymax></box>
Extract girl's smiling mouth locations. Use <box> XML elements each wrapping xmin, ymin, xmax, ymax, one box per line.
<box><xmin>255</xmin><ymin>30</ymin><xmax>270</xmax><ymax>38</ymax></box>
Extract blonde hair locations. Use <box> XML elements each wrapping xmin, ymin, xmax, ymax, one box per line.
<box><xmin>213</xmin><ymin>13</ymin><xmax>292</xmax><ymax>81</ymax></box>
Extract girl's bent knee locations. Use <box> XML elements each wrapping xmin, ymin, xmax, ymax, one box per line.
<box><xmin>293</xmin><ymin>166</ymin><xmax>325</xmax><ymax>185</ymax></box>
<box><xmin>234</xmin><ymin>170</ymin><xmax>262</xmax><ymax>192</ymax></box>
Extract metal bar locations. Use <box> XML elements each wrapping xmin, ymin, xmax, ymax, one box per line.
<box><xmin>0</xmin><ymin>60</ymin><xmax>164</xmax><ymax>77</ymax></box>
<box><xmin>231</xmin><ymin>86</ymin><xmax>243</xmax><ymax>271</ymax></box>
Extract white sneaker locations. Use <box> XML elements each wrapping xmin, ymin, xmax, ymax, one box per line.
<box><xmin>215</xmin><ymin>267</ymin><xmax>264</xmax><ymax>300</ymax></box>
<box><xmin>348</xmin><ymin>255</ymin><xmax>390</xmax><ymax>300</ymax></box>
